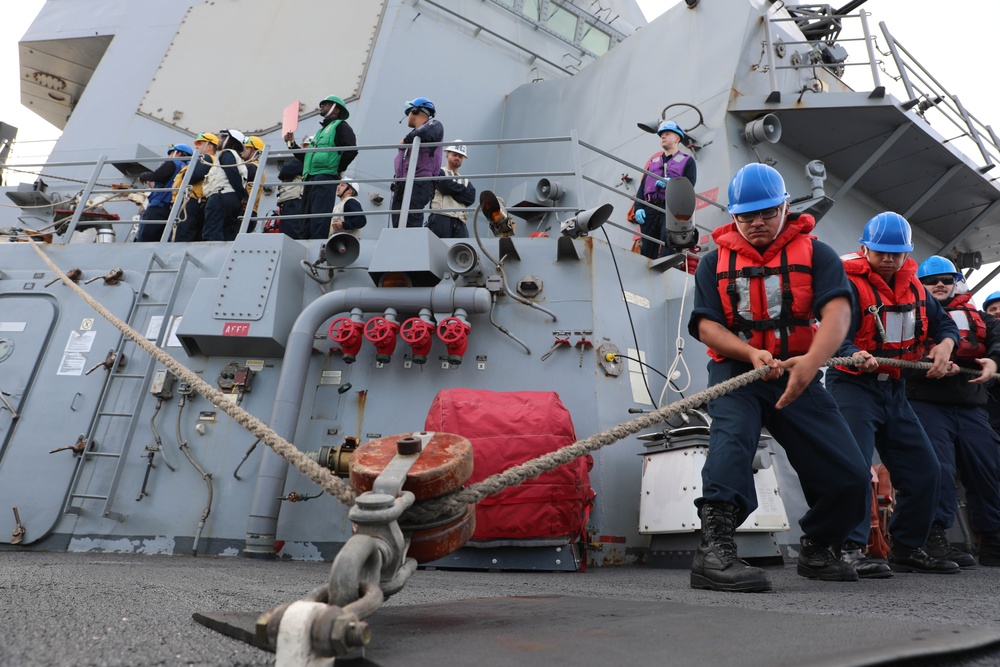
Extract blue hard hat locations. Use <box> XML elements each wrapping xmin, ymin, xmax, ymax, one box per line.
<box><xmin>657</xmin><ymin>120</ymin><xmax>685</xmax><ymax>141</ymax></box>
<box><xmin>405</xmin><ymin>97</ymin><xmax>436</xmax><ymax>117</ymax></box>
<box><xmin>917</xmin><ymin>255</ymin><xmax>963</xmax><ymax>281</ymax></box>
<box><xmin>727</xmin><ymin>163</ymin><xmax>788</xmax><ymax>214</ymax></box>
<box><xmin>860</xmin><ymin>212</ymin><xmax>913</xmax><ymax>252</ymax></box>
<box><xmin>169</xmin><ymin>144</ymin><xmax>193</xmax><ymax>156</ymax></box>
<box><xmin>984</xmin><ymin>291</ymin><xmax>1000</xmax><ymax>309</ymax></box>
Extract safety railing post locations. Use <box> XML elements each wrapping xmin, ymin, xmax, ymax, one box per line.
<box><xmin>62</xmin><ymin>154</ymin><xmax>107</xmax><ymax>244</ymax></box>
<box><xmin>763</xmin><ymin>14</ymin><xmax>779</xmax><ymax>102</ymax></box>
<box><xmin>858</xmin><ymin>9</ymin><xmax>882</xmax><ymax>94</ymax></box>
<box><xmin>160</xmin><ymin>150</ymin><xmax>201</xmax><ymax>242</ymax></box>
<box><xmin>953</xmin><ymin>95</ymin><xmax>995</xmax><ymax>170</ymax></box>
<box><xmin>397</xmin><ymin>136</ymin><xmax>420</xmax><ymax>228</ymax></box>
<box><xmin>569</xmin><ymin>129</ymin><xmax>586</xmax><ymax>211</ymax></box>
<box><xmin>879</xmin><ymin>21</ymin><xmax>916</xmax><ymax>101</ymax></box>
<box><xmin>241</xmin><ymin>143</ymin><xmax>271</xmax><ymax>234</ymax></box>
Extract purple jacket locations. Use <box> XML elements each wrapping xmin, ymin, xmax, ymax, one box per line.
<box><xmin>641</xmin><ymin>152</ymin><xmax>693</xmax><ymax>203</ymax></box>
<box><xmin>394</xmin><ymin>118</ymin><xmax>444</xmax><ymax>179</ymax></box>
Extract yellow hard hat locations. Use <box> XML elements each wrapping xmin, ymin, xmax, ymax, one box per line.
<box><xmin>195</xmin><ymin>132</ymin><xmax>219</xmax><ymax>146</ymax></box>
<box><xmin>245</xmin><ymin>135</ymin><xmax>265</xmax><ymax>151</ymax></box>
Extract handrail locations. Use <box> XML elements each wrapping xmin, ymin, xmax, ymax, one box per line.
<box><xmin>4</xmin><ymin>132</ymin><xmax>721</xmax><ymax>248</ymax></box>
<box><xmin>763</xmin><ymin>7</ymin><xmax>1000</xmax><ymax>172</ymax></box>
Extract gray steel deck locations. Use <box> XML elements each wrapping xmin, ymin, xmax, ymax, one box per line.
<box><xmin>4</xmin><ymin>551</ymin><xmax>1000</xmax><ymax>666</ymax></box>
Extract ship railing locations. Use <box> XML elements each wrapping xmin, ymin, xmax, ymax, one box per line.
<box><xmin>763</xmin><ymin>8</ymin><xmax>1000</xmax><ymax>173</ymax></box>
<box><xmin>10</xmin><ymin>133</ymin><xmax>724</xmax><ymax>248</ymax></box>
<box><xmin>875</xmin><ymin>21</ymin><xmax>1000</xmax><ymax>172</ymax></box>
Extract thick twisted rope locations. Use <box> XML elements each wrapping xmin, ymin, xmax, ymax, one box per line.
<box><xmin>27</xmin><ymin>239</ymin><xmax>359</xmax><ymax>506</ymax></box>
<box><xmin>404</xmin><ymin>355</ymin><xmax>995</xmax><ymax>523</ymax></box>
<box><xmin>29</xmin><ymin>239</ymin><xmax>995</xmax><ymax>522</ymax></box>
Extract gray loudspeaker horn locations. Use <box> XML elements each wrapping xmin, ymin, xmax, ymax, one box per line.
<box><xmin>322</xmin><ymin>232</ymin><xmax>360</xmax><ymax>268</ymax></box>
<box><xmin>664</xmin><ymin>177</ymin><xmax>698</xmax><ymax>249</ymax></box>
<box><xmin>535</xmin><ymin>178</ymin><xmax>564</xmax><ymax>203</ymax></box>
<box><xmin>446</xmin><ymin>242</ymin><xmax>481</xmax><ymax>276</ymax></box>
<box><xmin>743</xmin><ymin>114</ymin><xmax>782</xmax><ymax>146</ymax></box>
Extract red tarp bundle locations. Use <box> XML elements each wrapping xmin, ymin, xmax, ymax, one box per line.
<box><xmin>425</xmin><ymin>389</ymin><xmax>594</xmax><ymax>543</ymax></box>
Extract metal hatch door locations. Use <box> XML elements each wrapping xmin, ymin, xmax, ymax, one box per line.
<box><xmin>0</xmin><ymin>287</ymin><xmax>132</xmax><ymax>546</ymax></box>
<box><xmin>0</xmin><ymin>294</ymin><xmax>60</xmax><ymax>545</ymax></box>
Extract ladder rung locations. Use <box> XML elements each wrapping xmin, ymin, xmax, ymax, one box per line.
<box><xmin>147</xmin><ymin>269</ymin><xmax>179</xmax><ymax>274</ymax></box>
<box><xmin>86</xmin><ymin>452</ymin><xmax>121</xmax><ymax>458</ymax></box>
<box><xmin>97</xmin><ymin>411</ymin><xmax>134</xmax><ymax>418</ymax></box>
<box><xmin>135</xmin><ymin>301</ymin><xmax>169</xmax><ymax>307</ymax></box>
<box><xmin>110</xmin><ymin>373</ymin><xmax>146</xmax><ymax>379</ymax></box>
<box><xmin>71</xmin><ymin>493</ymin><xmax>108</xmax><ymax>500</ymax></box>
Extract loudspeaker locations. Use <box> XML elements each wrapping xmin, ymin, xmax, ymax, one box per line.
<box><xmin>535</xmin><ymin>178</ymin><xmax>564</xmax><ymax>203</ymax></box>
<box><xmin>664</xmin><ymin>178</ymin><xmax>697</xmax><ymax>248</ymax></box>
<box><xmin>956</xmin><ymin>251</ymin><xmax>983</xmax><ymax>271</ymax></box>
<box><xmin>561</xmin><ymin>203</ymin><xmax>614</xmax><ymax>237</ymax></box>
<box><xmin>744</xmin><ymin>114</ymin><xmax>782</xmax><ymax>146</ymax></box>
<box><xmin>446</xmin><ymin>242</ymin><xmax>481</xmax><ymax>276</ymax></box>
<box><xmin>322</xmin><ymin>232</ymin><xmax>360</xmax><ymax>267</ymax></box>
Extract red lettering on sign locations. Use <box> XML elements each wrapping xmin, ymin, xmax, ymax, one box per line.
<box><xmin>222</xmin><ymin>322</ymin><xmax>250</xmax><ymax>337</ymax></box>
<box><xmin>695</xmin><ymin>186</ymin><xmax>719</xmax><ymax>210</ymax></box>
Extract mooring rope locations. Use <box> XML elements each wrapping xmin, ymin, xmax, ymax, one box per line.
<box><xmin>27</xmin><ymin>238</ymin><xmax>358</xmax><ymax>506</ymax></box>
<box><xmin>28</xmin><ymin>239</ymin><xmax>994</xmax><ymax>523</ymax></box>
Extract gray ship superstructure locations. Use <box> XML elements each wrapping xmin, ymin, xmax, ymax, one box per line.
<box><xmin>1</xmin><ymin>0</ymin><xmax>999</xmax><ymax>575</ymax></box>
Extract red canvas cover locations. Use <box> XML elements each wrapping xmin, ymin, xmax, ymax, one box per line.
<box><xmin>424</xmin><ymin>389</ymin><xmax>594</xmax><ymax>543</ymax></box>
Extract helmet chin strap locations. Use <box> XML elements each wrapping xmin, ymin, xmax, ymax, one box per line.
<box><xmin>735</xmin><ymin>203</ymin><xmax>787</xmax><ymax>242</ymax></box>
<box><xmin>772</xmin><ymin>203</ymin><xmax>787</xmax><ymax>240</ymax></box>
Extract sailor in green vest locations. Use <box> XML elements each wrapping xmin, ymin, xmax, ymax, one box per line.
<box><xmin>283</xmin><ymin>95</ymin><xmax>358</xmax><ymax>239</ymax></box>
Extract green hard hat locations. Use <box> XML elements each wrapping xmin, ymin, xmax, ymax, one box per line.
<box><xmin>318</xmin><ymin>95</ymin><xmax>349</xmax><ymax>119</ymax></box>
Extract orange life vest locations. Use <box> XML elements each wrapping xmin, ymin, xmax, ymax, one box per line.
<box><xmin>709</xmin><ymin>214</ymin><xmax>818</xmax><ymax>362</ymax></box>
<box><xmin>944</xmin><ymin>292</ymin><xmax>987</xmax><ymax>361</ymax></box>
<box><xmin>839</xmin><ymin>253</ymin><xmax>929</xmax><ymax>379</ymax></box>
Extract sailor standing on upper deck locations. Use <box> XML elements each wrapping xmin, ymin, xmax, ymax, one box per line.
<box><xmin>284</xmin><ymin>95</ymin><xmax>358</xmax><ymax>240</ymax></box>
<box><xmin>427</xmin><ymin>141</ymin><xmax>476</xmax><ymax>238</ymax></box>
<box><xmin>687</xmin><ymin>163</ymin><xmax>870</xmax><ymax>592</ymax></box>
<box><xmin>633</xmin><ymin>120</ymin><xmax>696</xmax><ymax>259</ymax></box>
<box><xmin>392</xmin><ymin>97</ymin><xmax>444</xmax><ymax>229</ymax></box>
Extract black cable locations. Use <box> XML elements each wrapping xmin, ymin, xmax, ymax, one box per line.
<box><xmin>600</xmin><ymin>226</ymin><xmax>658</xmax><ymax>406</ymax></box>
<box><xmin>612</xmin><ymin>353</ymin><xmax>668</xmax><ymax>381</ymax></box>
<box><xmin>613</xmin><ymin>353</ymin><xmax>685</xmax><ymax>397</ymax></box>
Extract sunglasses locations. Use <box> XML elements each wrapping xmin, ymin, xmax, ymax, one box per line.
<box><xmin>734</xmin><ymin>207</ymin><xmax>781</xmax><ymax>224</ymax></box>
<box><xmin>920</xmin><ymin>276</ymin><xmax>955</xmax><ymax>286</ymax></box>
<box><xmin>405</xmin><ymin>107</ymin><xmax>424</xmax><ymax>116</ymax></box>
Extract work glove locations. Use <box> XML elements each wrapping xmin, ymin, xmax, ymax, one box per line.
<box><xmin>655</xmin><ymin>179</ymin><xmax>667</xmax><ymax>189</ymax></box>
<box><xmin>634</xmin><ymin>209</ymin><xmax>646</xmax><ymax>224</ymax></box>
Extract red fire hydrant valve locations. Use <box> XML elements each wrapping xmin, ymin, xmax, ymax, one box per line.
<box><xmin>364</xmin><ymin>316</ymin><xmax>400</xmax><ymax>364</ymax></box>
<box><xmin>400</xmin><ymin>317</ymin><xmax>435</xmax><ymax>364</ymax></box>
<box><xmin>437</xmin><ymin>317</ymin><xmax>471</xmax><ymax>365</ymax></box>
<box><xmin>328</xmin><ymin>316</ymin><xmax>365</xmax><ymax>363</ymax></box>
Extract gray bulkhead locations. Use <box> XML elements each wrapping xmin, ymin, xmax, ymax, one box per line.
<box><xmin>3</xmin><ymin>0</ymin><xmax>999</xmax><ymax>564</ymax></box>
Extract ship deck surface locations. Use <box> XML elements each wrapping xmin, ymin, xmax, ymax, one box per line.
<box><xmin>4</xmin><ymin>550</ymin><xmax>1000</xmax><ymax>666</ymax></box>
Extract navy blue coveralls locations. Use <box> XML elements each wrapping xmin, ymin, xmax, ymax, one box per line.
<box><xmin>905</xmin><ymin>307</ymin><xmax>1000</xmax><ymax>535</ymax></box>
<box><xmin>826</xmin><ymin>281</ymin><xmax>958</xmax><ymax>549</ymax></box>
<box><xmin>688</xmin><ymin>240</ymin><xmax>870</xmax><ymax>546</ymax></box>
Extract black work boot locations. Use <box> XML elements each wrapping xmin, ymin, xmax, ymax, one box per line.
<box><xmin>798</xmin><ymin>537</ymin><xmax>859</xmax><ymax>581</ymax></box>
<box><xmin>888</xmin><ymin>544</ymin><xmax>960</xmax><ymax>574</ymax></box>
<box><xmin>979</xmin><ymin>531</ymin><xmax>1000</xmax><ymax>567</ymax></box>
<box><xmin>839</xmin><ymin>540</ymin><xmax>893</xmax><ymax>579</ymax></box>
<box><xmin>925</xmin><ymin>522</ymin><xmax>977</xmax><ymax>569</ymax></box>
<box><xmin>690</xmin><ymin>503</ymin><xmax>772</xmax><ymax>592</ymax></box>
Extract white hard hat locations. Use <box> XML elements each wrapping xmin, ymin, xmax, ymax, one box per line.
<box><xmin>348</xmin><ymin>182</ymin><xmax>360</xmax><ymax>194</ymax></box>
<box><xmin>444</xmin><ymin>141</ymin><xmax>468</xmax><ymax>158</ymax></box>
